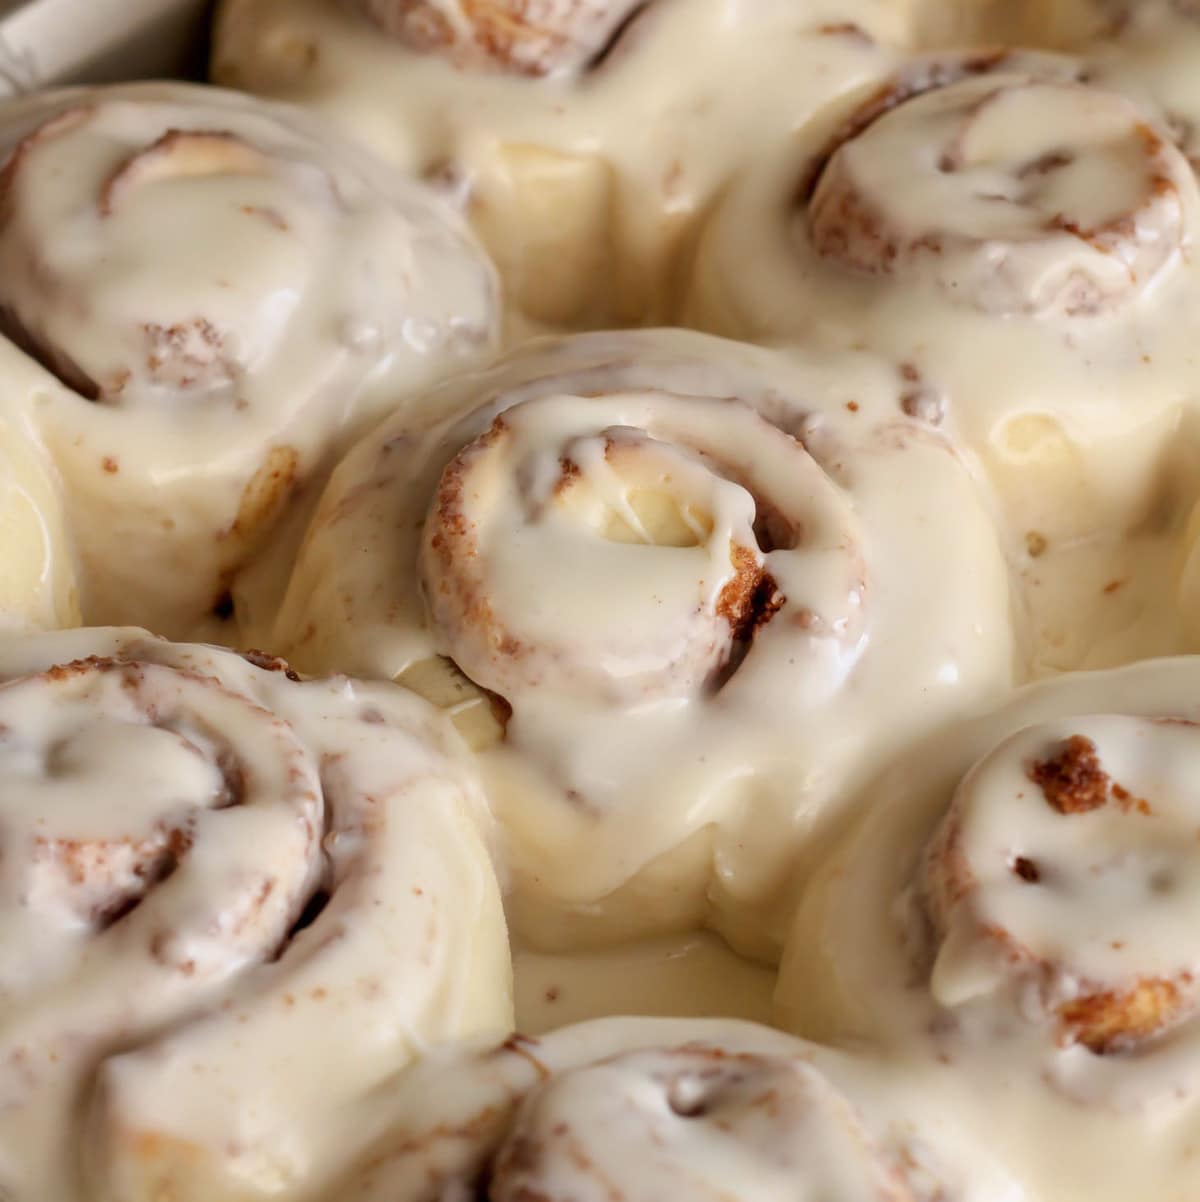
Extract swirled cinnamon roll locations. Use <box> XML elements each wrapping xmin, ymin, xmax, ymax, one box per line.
<box><xmin>0</xmin><ymin>627</ymin><xmax>511</xmax><ymax>1202</ymax></box>
<box><xmin>211</xmin><ymin>0</ymin><xmax>902</xmax><ymax>325</ymax></box>
<box><xmin>781</xmin><ymin>657</ymin><xmax>1200</xmax><ymax>1202</ymax></box>
<box><xmin>686</xmin><ymin>51</ymin><xmax>1200</xmax><ymax>669</ymax></box>
<box><xmin>266</xmin><ymin>329</ymin><xmax>1015</xmax><ymax>960</ymax></box>
<box><xmin>333</xmin><ymin>1017</ymin><xmax>1014</xmax><ymax>1202</ymax></box>
<box><xmin>0</xmin><ymin>82</ymin><xmax>498</xmax><ymax>637</ymax></box>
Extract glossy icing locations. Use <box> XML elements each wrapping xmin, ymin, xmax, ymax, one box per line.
<box><xmin>0</xmin><ymin>627</ymin><xmax>511</xmax><ymax>1202</ymax></box>
<box><xmin>266</xmin><ymin>328</ymin><xmax>1016</xmax><ymax>960</ymax></box>
<box><xmin>0</xmin><ymin>81</ymin><xmax>499</xmax><ymax>637</ymax></box>
<box><xmin>781</xmin><ymin>658</ymin><xmax>1200</xmax><ymax>1202</ymax></box>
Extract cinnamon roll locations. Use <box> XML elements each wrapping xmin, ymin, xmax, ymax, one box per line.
<box><xmin>267</xmin><ymin>328</ymin><xmax>1016</xmax><ymax>960</ymax></box>
<box><xmin>686</xmin><ymin>51</ymin><xmax>1200</xmax><ymax>669</ymax></box>
<box><xmin>780</xmin><ymin>656</ymin><xmax>1200</xmax><ymax>1202</ymax></box>
<box><xmin>0</xmin><ymin>627</ymin><xmax>511</xmax><ymax>1202</ymax></box>
<box><xmin>333</xmin><ymin>1017</ymin><xmax>1013</xmax><ymax>1202</ymax></box>
<box><xmin>0</xmin><ymin>82</ymin><xmax>498</xmax><ymax>637</ymax></box>
<box><xmin>211</xmin><ymin>0</ymin><xmax>902</xmax><ymax>325</ymax></box>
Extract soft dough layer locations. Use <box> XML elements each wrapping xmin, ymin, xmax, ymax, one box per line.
<box><xmin>0</xmin><ymin>627</ymin><xmax>512</xmax><ymax>1202</ymax></box>
<box><xmin>329</xmin><ymin>1017</ymin><xmax>1022</xmax><ymax>1202</ymax></box>
<box><xmin>210</xmin><ymin>0</ymin><xmax>907</xmax><ymax>327</ymax></box>
<box><xmin>0</xmin><ymin>82</ymin><xmax>499</xmax><ymax>638</ymax></box>
<box><xmin>780</xmin><ymin>656</ymin><xmax>1200</xmax><ymax>1202</ymax></box>
<box><xmin>0</xmin><ymin>365</ymin><xmax>78</xmax><ymax>632</ymax></box>
<box><xmin>267</xmin><ymin>328</ymin><xmax>1016</xmax><ymax>960</ymax></box>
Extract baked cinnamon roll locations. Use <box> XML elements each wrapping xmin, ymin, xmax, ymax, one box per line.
<box><xmin>0</xmin><ymin>82</ymin><xmax>498</xmax><ymax>637</ymax></box>
<box><xmin>0</xmin><ymin>376</ymin><xmax>78</xmax><ymax>632</ymax></box>
<box><xmin>266</xmin><ymin>329</ymin><xmax>1016</xmax><ymax>960</ymax></box>
<box><xmin>333</xmin><ymin>1018</ymin><xmax>1010</xmax><ymax>1202</ymax></box>
<box><xmin>686</xmin><ymin>51</ymin><xmax>1200</xmax><ymax>670</ymax></box>
<box><xmin>0</xmin><ymin>627</ymin><xmax>511</xmax><ymax>1202</ymax></box>
<box><xmin>211</xmin><ymin>0</ymin><xmax>901</xmax><ymax>326</ymax></box>
<box><xmin>781</xmin><ymin>657</ymin><xmax>1200</xmax><ymax>1202</ymax></box>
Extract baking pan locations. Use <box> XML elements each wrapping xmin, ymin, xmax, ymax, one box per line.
<box><xmin>0</xmin><ymin>0</ymin><xmax>211</xmax><ymax>97</ymax></box>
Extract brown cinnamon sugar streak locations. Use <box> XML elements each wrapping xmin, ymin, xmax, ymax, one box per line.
<box><xmin>1028</xmin><ymin>735</ymin><xmax>1111</xmax><ymax>814</ymax></box>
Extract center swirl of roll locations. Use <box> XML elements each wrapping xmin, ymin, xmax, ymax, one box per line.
<box><xmin>807</xmin><ymin>72</ymin><xmax>1196</xmax><ymax>317</ymax></box>
<box><xmin>0</xmin><ymin>654</ymin><xmax>321</xmax><ymax>998</ymax></box>
<box><xmin>488</xmin><ymin>1046</ymin><xmax>914</xmax><ymax>1202</ymax></box>
<box><xmin>420</xmin><ymin>390</ymin><xmax>863</xmax><ymax>708</ymax></box>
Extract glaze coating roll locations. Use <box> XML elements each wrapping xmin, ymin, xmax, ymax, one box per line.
<box><xmin>332</xmin><ymin>1017</ymin><xmax>1018</xmax><ymax>1201</ymax></box>
<box><xmin>0</xmin><ymin>82</ymin><xmax>499</xmax><ymax>637</ymax></box>
<box><xmin>268</xmin><ymin>328</ymin><xmax>1016</xmax><ymax>960</ymax></box>
<box><xmin>211</xmin><ymin>0</ymin><xmax>903</xmax><ymax>326</ymax></box>
<box><xmin>780</xmin><ymin>656</ymin><xmax>1200</xmax><ymax>1202</ymax></box>
<box><xmin>685</xmin><ymin>51</ymin><xmax>1200</xmax><ymax>546</ymax></box>
<box><xmin>0</xmin><ymin>627</ymin><xmax>511</xmax><ymax>1202</ymax></box>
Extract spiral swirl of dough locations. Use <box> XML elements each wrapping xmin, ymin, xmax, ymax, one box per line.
<box><xmin>269</xmin><ymin>329</ymin><xmax>1014</xmax><ymax>959</ymax></box>
<box><xmin>332</xmin><ymin>1018</ymin><xmax>1009</xmax><ymax>1202</ymax></box>
<box><xmin>780</xmin><ymin>658</ymin><xmax>1200</xmax><ymax>1202</ymax></box>
<box><xmin>487</xmin><ymin>1045</ymin><xmax>913</xmax><ymax>1202</ymax></box>
<box><xmin>808</xmin><ymin>72</ymin><xmax>1189</xmax><ymax>318</ymax></box>
<box><xmin>347</xmin><ymin>0</ymin><xmax>646</xmax><ymax>75</ymax></box>
<box><xmin>0</xmin><ymin>628</ymin><xmax>511</xmax><ymax>1202</ymax></box>
<box><xmin>421</xmin><ymin>388</ymin><xmax>864</xmax><ymax>710</ymax></box>
<box><xmin>0</xmin><ymin>82</ymin><xmax>498</xmax><ymax>636</ymax></box>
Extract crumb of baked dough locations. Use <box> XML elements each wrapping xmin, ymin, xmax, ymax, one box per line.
<box><xmin>1059</xmin><ymin>978</ymin><xmax>1185</xmax><ymax>1055</ymax></box>
<box><xmin>1028</xmin><ymin>735</ymin><xmax>1110</xmax><ymax>814</ymax></box>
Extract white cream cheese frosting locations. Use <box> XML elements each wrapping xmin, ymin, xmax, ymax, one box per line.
<box><xmin>264</xmin><ymin>328</ymin><xmax>1016</xmax><ymax>961</ymax></box>
<box><xmin>210</xmin><ymin>0</ymin><xmax>905</xmax><ymax>326</ymax></box>
<box><xmin>0</xmin><ymin>626</ymin><xmax>511</xmax><ymax>1202</ymax></box>
<box><xmin>0</xmin><ymin>81</ymin><xmax>499</xmax><ymax>638</ymax></box>
<box><xmin>330</xmin><ymin>1017</ymin><xmax>1022</xmax><ymax>1202</ymax></box>
<box><xmin>780</xmin><ymin>656</ymin><xmax>1200</xmax><ymax>1202</ymax></box>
